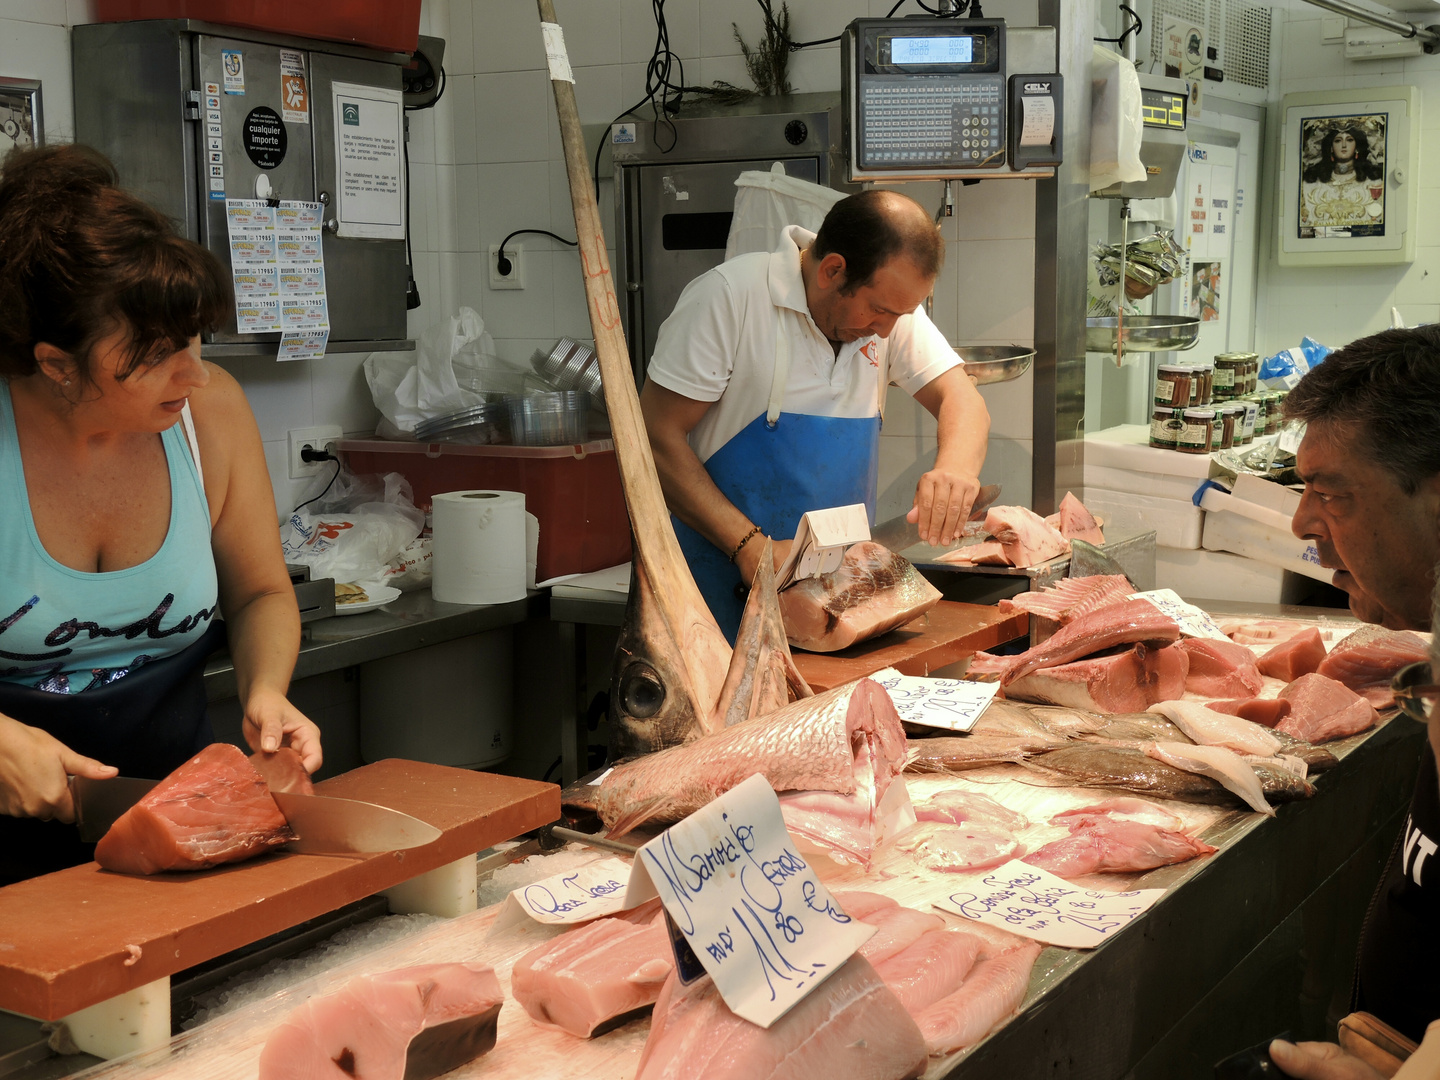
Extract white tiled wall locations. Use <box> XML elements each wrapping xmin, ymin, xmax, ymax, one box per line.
<box><xmin>1256</xmin><ymin>2</ymin><xmax>1440</xmax><ymax>354</ymax></box>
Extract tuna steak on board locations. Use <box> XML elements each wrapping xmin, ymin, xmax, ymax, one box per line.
<box><xmin>1256</xmin><ymin>627</ymin><xmax>1327</xmax><ymax>681</ymax></box>
<box><xmin>257</xmin><ymin>963</ymin><xmax>504</xmax><ymax>1080</ymax></box>
<box><xmin>999</xmin><ymin>598</ymin><xmax>1182</xmax><ymax>685</ymax></box>
<box><xmin>1046</xmin><ymin>491</ymin><xmax>1105</xmax><ymax>545</ymax></box>
<box><xmin>94</xmin><ymin>743</ymin><xmax>294</xmax><ymax>875</ymax></box>
<box><xmin>1277</xmin><ymin>673</ymin><xmax>1379</xmax><ymax>743</ymax></box>
<box><xmin>1003</xmin><ymin>642</ymin><xmax>1189</xmax><ymax>713</ymax></box>
<box><xmin>1174</xmin><ymin>637</ymin><xmax>1264</xmax><ymax>699</ymax></box>
<box><xmin>778</xmin><ymin>541</ymin><xmax>942</xmax><ymax>652</ymax></box>
<box><xmin>1315</xmin><ymin>625</ymin><xmax>1430</xmax><ymax>708</ymax></box>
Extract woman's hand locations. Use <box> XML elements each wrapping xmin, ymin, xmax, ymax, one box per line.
<box><xmin>241</xmin><ymin>688</ymin><xmax>322</xmax><ymax>775</ymax></box>
<box><xmin>0</xmin><ymin>713</ymin><xmax>117</xmax><ymax>822</ymax></box>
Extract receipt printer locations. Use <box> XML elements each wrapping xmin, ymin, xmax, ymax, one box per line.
<box><xmin>1008</xmin><ymin>74</ymin><xmax>1063</xmax><ymax>169</ymax></box>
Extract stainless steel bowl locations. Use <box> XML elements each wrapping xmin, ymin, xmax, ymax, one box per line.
<box><xmin>952</xmin><ymin>345</ymin><xmax>1035</xmax><ymax>385</ymax></box>
<box><xmin>1085</xmin><ymin>315</ymin><xmax>1201</xmax><ymax>353</ymax></box>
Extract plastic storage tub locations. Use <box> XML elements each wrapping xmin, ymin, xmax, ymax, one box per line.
<box><xmin>338</xmin><ymin>438</ymin><xmax>631</xmax><ymax>582</ymax></box>
<box><xmin>93</xmin><ymin>1</ymin><xmax>421</xmax><ymax>54</ymax></box>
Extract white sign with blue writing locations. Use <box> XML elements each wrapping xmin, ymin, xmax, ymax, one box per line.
<box><xmin>870</xmin><ymin>666</ymin><xmax>999</xmax><ymax>732</ymax></box>
<box><xmin>625</xmin><ymin>773</ymin><xmax>874</xmax><ymax>1028</ymax></box>
<box><xmin>1130</xmin><ymin>588</ymin><xmax>1229</xmax><ymax>641</ymax></box>
<box><xmin>934</xmin><ymin>860</ymin><xmax>1165</xmax><ymax>949</ymax></box>
<box><xmin>495</xmin><ymin>855</ymin><xmax>635</xmax><ymax>931</ymax></box>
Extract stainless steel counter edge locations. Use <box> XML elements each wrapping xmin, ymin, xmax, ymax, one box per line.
<box><xmin>202</xmin><ymin>590</ymin><xmax>547</xmax><ymax>702</ymax></box>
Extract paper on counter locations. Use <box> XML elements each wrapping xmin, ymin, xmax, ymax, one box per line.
<box><xmin>934</xmin><ymin>860</ymin><xmax>1165</xmax><ymax>949</ymax></box>
<box><xmin>870</xmin><ymin>666</ymin><xmax>999</xmax><ymax>732</ymax></box>
<box><xmin>493</xmin><ymin>856</ymin><xmax>634</xmax><ymax>931</ymax></box>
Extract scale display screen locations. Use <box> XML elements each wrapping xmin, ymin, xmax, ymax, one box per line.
<box><xmin>1141</xmin><ymin>87</ymin><xmax>1187</xmax><ymax>130</ymax></box>
<box><xmin>888</xmin><ymin>34</ymin><xmax>978</xmax><ymax>65</ymax></box>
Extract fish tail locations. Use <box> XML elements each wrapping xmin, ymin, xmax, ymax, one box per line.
<box><xmin>604</xmin><ymin>798</ymin><xmax>668</xmax><ymax>840</ymax></box>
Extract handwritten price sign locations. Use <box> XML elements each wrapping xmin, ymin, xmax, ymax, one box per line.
<box><xmin>626</xmin><ymin>774</ymin><xmax>873</xmax><ymax>1028</ymax></box>
<box><xmin>935</xmin><ymin>860</ymin><xmax>1165</xmax><ymax>949</ymax></box>
<box><xmin>495</xmin><ymin>856</ymin><xmax>634</xmax><ymax>930</ymax></box>
<box><xmin>870</xmin><ymin>667</ymin><xmax>1000</xmax><ymax>732</ymax></box>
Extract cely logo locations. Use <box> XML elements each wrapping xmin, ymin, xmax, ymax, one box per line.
<box><xmin>1023</xmin><ymin>81</ymin><xmax>1051</xmax><ymax>94</ymax></box>
<box><xmin>342</xmin><ymin>102</ymin><xmax>360</xmax><ymax>126</ymax></box>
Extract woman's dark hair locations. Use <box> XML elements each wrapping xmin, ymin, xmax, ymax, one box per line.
<box><xmin>1302</xmin><ymin>125</ymin><xmax>1384</xmax><ymax>184</ymax></box>
<box><xmin>810</xmin><ymin>189</ymin><xmax>944</xmax><ymax>294</ymax></box>
<box><xmin>0</xmin><ymin>144</ymin><xmax>229</xmax><ymax>382</ymax></box>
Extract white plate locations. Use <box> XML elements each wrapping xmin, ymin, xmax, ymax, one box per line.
<box><xmin>332</xmin><ymin>584</ymin><xmax>401</xmax><ymax>616</ymax></box>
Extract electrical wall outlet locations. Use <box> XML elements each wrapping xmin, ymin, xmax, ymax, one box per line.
<box><xmin>489</xmin><ymin>242</ymin><xmax>524</xmax><ymax>289</ymax></box>
<box><xmin>288</xmin><ymin>425</ymin><xmax>343</xmax><ymax>479</ymax></box>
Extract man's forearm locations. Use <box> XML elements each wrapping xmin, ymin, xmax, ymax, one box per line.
<box><xmin>930</xmin><ymin>370</ymin><xmax>990</xmax><ymax>476</ymax></box>
<box><xmin>650</xmin><ymin>426</ymin><xmax>755</xmax><ymax>557</ymax></box>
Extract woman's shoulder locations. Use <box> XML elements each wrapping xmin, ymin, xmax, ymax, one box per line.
<box><xmin>187</xmin><ymin>362</ymin><xmax>254</xmax><ymax>427</ymax></box>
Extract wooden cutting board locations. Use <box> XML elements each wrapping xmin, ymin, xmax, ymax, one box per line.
<box><xmin>0</xmin><ymin>759</ymin><xmax>558</xmax><ymax>1021</ymax></box>
<box><xmin>792</xmin><ymin>600</ymin><xmax>1027</xmax><ymax>691</ymax></box>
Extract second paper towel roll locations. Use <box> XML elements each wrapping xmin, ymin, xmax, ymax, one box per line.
<box><xmin>432</xmin><ymin>490</ymin><xmax>528</xmax><ymax>605</ymax></box>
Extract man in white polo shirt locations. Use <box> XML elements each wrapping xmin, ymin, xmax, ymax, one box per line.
<box><xmin>639</xmin><ymin>189</ymin><xmax>990</xmax><ymax>640</ymax></box>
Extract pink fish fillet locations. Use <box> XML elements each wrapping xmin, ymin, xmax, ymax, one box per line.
<box><xmin>1003</xmin><ymin>642</ymin><xmax>1189</xmax><ymax>713</ymax></box>
<box><xmin>1000</xmin><ymin>598</ymin><xmax>1180</xmax><ymax>686</ymax></box>
<box><xmin>914</xmin><ymin>789</ymin><xmax>1029</xmax><ymax>831</ymax></box>
<box><xmin>95</xmin><ymin>743</ymin><xmax>294</xmax><ymax>875</ymax></box>
<box><xmin>984</xmin><ymin>505</ymin><xmax>1070</xmax><ymax>567</ymax></box>
<box><xmin>998</xmin><ymin>575</ymin><xmax>1132</xmax><ymax>625</ymax></box>
<box><xmin>595</xmin><ymin>677</ymin><xmax>907</xmax><ymax>835</ymax></box>
<box><xmin>778</xmin><ymin>788</ymin><xmax>887</xmax><ymax>869</ymax></box>
<box><xmin>1221</xmin><ymin>619</ymin><xmax>1308</xmax><ymax>646</ymax></box>
<box><xmin>1049</xmin><ymin>797</ymin><xmax>1183</xmax><ymax>832</ymax></box>
<box><xmin>779</xmin><ymin>542</ymin><xmax>941</xmax><ymax>653</ymax></box>
<box><xmin>1205</xmin><ymin>697</ymin><xmax>1293</xmax><ymax>728</ymax></box>
<box><xmin>635</xmin><ymin>957</ymin><xmax>927</xmax><ymax>1080</ymax></box>
<box><xmin>1022</xmin><ymin>819</ymin><xmax>1216</xmax><ymax>876</ymax></box>
<box><xmin>1315</xmin><ymin>625</ymin><xmax>1430</xmax><ymax>707</ymax></box>
<box><xmin>856</xmin><ymin>905</ymin><xmax>946</xmax><ymax>965</ymax></box>
<box><xmin>1276</xmin><ymin>673</ymin><xmax>1379</xmax><ymax>743</ymax></box>
<box><xmin>833</xmin><ymin>890</ymin><xmax>900</xmax><ymax>921</ymax></box>
<box><xmin>1256</xmin><ymin>627</ymin><xmax>1328</xmax><ymax>681</ymax></box>
<box><xmin>936</xmin><ymin>540</ymin><xmax>1011</xmax><ymax>566</ymax></box>
<box><xmin>248</xmin><ymin>747</ymin><xmax>315</xmax><ymax>795</ymax></box>
<box><xmin>893</xmin><ymin>822</ymin><xmax>1021</xmax><ymax>872</ymax></box>
<box><xmin>1046</xmin><ymin>492</ymin><xmax>1106</xmax><ymax>545</ymax></box>
<box><xmin>1174</xmin><ymin>638</ymin><xmax>1264</xmax><ymax>698</ymax></box>
<box><xmin>874</xmin><ymin>929</ymin><xmax>985</xmax><ymax>1013</ymax></box>
<box><xmin>257</xmin><ymin>963</ymin><xmax>504</xmax><ymax>1080</ymax></box>
<box><xmin>510</xmin><ymin>913</ymin><xmax>673</xmax><ymax>1038</ymax></box>
<box><xmin>914</xmin><ymin>942</ymin><xmax>1043</xmax><ymax>1056</ymax></box>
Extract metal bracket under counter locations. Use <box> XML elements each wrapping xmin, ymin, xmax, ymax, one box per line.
<box><xmin>201</xmin><ymin>589</ymin><xmax>544</xmax><ymax>702</ymax></box>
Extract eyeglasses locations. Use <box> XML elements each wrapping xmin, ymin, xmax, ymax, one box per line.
<box><xmin>1391</xmin><ymin>661</ymin><xmax>1440</xmax><ymax>722</ymax></box>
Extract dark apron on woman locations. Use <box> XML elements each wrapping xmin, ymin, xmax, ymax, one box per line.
<box><xmin>0</xmin><ymin>619</ymin><xmax>225</xmax><ymax>885</ymax></box>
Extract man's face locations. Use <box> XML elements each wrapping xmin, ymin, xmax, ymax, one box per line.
<box><xmin>1331</xmin><ymin>131</ymin><xmax>1357</xmax><ymax>163</ymax></box>
<box><xmin>1292</xmin><ymin>421</ymin><xmax>1440</xmax><ymax>630</ymax></box>
<box><xmin>808</xmin><ymin>254</ymin><xmax>934</xmax><ymax>345</ymax></box>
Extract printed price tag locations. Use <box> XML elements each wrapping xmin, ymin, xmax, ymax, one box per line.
<box><xmin>1129</xmin><ymin>588</ymin><xmax>1229</xmax><ymax>641</ymax></box>
<box><xmin>869</xmin><ymin>667</ymin><xmax>999</xmax><ymax>732</ymax></box>
<box><xmin>278</xmin><ymin>330</ymin><xmax>328</xmax><ymax>362</ymax></box>
<box><xmin>935</xmin><ymin>860</ymin><xmax>1165</xmax><ymax>949</ymax></box>
<box><xmin>625</xmin><ymin>774</ymin><xmax>873</xmax><ymax>1028</ymax></box>
<box><xmin>493</xmin><ymin>856</ymin><xmax>635</xmax><ymax>931</ymax></box>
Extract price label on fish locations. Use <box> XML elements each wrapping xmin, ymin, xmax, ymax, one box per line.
<box><xmin>870</xmin><ymin>666</ymin><xmax>999</xmax><ymax>732</ymax></box>
<box><xmin>625</xmin><ymin>774</ymin><xmax>874</xmax><ymax>1028</ymax></box>
<box><xmin>494</xmin><ymin>855</ymin><xmax>634</xmax><ymax>931</ymax></box>
<box><xmin>935</xmin><ymin>860</ymin><xmax>1165</xmax><ymax>949</ymax></box>
<box><xmin>1130</xmin><ymin>588</ymin><xmax>1230</xmax><ymax>641</ymax></box>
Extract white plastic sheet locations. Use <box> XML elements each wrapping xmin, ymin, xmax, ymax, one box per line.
<box><xmin>1089</xmin><ymin>45</ymin><xmax>1145</xmax><ymax>192</ymax></box>
<box><xmin>724</xmin><ymin>162</ymin><xmax>845</xmax><ymax>260</ymax></box>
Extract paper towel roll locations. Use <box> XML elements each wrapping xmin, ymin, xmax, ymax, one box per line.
<box><xmin>431</xmin><ymin>490</ymin><xmax>528</xmax><ymax>605</ymax></box>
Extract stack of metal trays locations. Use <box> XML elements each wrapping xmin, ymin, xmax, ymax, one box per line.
<box><xmin>507</xmin><ymin>390</ymin><xmax>591</xmax><ymax>446</ymax></box>
<box><xmin>413</xmin><ymin>402</ymin><xmax>511</xmax><ymax>444</ymax></box>
<box><xmin>533</xmin><ymin>338</ymin><xmax>604</xmax><ymax>401</ymax></box>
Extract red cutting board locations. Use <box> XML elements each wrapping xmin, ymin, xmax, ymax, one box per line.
<box><xmin>792</xmin><ymin>600</ymin><xmax>1027</xmax><ymax>691</ymax></box>
<box><xmin>0</xmin><ymin>759</ymin><xmax>558</xmax><ymax>1021</ymax></box>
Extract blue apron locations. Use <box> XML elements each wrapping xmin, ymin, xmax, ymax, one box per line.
<box><xmin>673</xmin><ymin>309</ymin><xmax>881</xmax><ymax>641</ymax></box>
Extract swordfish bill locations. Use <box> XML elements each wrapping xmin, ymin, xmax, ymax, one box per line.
<box><xmin>539</xmin><ymin>0</ymin><xmax>732</xmax><ymax>756</ymax></box>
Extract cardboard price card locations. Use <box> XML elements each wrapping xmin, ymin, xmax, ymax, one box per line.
<box><xmin>493</xmin><ymin>855</ymin><xmax>635</xmax><ymax>932</ymax></box>
<box><xmin>870</xmin><ymin>666</ymin><xmax>1000</xmax><ymax>733</ymax></box>
<box><xmin>625</xmin><ymin>774</ymin><xmax>874</xmax><ymax>1028</ymax></box>
<box><xmin>935</xmin><ymin>860</ymin><xmax>1165</xmax><ymax>949</ymax></box>
<box><xmin>775</xmin><ymin>503</ymin><xmax>870</xmax><ymax>590</ymax></box>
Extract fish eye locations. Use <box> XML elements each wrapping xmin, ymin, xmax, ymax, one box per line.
<box><xmin>620</xmin><ymin>666</ymin><xmax>665</xmax><ymax>719</ymax></box>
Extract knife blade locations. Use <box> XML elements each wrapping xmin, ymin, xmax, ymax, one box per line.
<box><xmin>870</xmin><ymin>483</ymin><xmax>1001</xmax><ymax>553</ymax></box>
<box><xmin>70</xmin><ymin>775</ymin><xmax>442</xmax><ymax>854</ymax></box>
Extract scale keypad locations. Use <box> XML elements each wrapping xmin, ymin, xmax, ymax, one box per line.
<box><xmin>858</xmin><ymin>75</ymin><xmax>1005</xmax><ymax>167</ymax></box>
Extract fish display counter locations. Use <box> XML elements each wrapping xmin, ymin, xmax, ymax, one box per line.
<box><xmin>36</xmin><ymin>603</ymin><xmax>1426</xmax><ymax>1080</ymax></box>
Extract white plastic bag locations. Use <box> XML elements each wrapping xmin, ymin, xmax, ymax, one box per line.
<box><xmin>1089</xmin><ymin>45</ymin><xmax>1145</xmax><ymax>192</ymax></box>
<box><xmin>363</xmin><ymin>307</ymin><xmax>507</xmax><ymax>438</ymax></box>
<box><xmin>280</xmin><ymin>470</ymin><xmax>425</xmax><ymax>587</ymax></box>
<box><xmin>725</xmin><ymin>162</ymin><xmax>847</xmax><ymax>259</ymax></box>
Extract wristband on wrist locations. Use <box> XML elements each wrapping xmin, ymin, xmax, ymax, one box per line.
<box><xmin>728</xmin><ymin>525</ymin><xmax>764</xmax><ymax>563</ymax></box>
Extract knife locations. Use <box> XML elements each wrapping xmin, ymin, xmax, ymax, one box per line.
<box><xmin>870</xmin><ymin>483</ymin><xmax>1001</xmax><ymax>553</ymax></box>
<box><xmin>71</xmin><ymin>776</ymin><xmax>442</xmax><ymax>854</ymax></box>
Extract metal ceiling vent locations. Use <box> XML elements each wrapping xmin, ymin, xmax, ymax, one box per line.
<box><xmin>1148</xmin><ymin>0</ymin><xmax>1272</xmax><ymax>91</ymax></box>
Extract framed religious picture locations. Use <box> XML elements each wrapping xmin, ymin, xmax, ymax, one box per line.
<box><xmin>0</xmin><ymin>78</ymin><xmax>40</xmax><ymax>154</ymax></box>
<box><xmin>1277</xmin><ymin>86</ymin><xmax>1419</xmax><ymax>266</ymax></box>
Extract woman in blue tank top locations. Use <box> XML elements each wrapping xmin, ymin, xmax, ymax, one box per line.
<box><xmin>0</xmin><ymin>145</ymin><xmax>322</xmax><ymax>883</ymax></box>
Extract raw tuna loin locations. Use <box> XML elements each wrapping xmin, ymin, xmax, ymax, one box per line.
<box><xmin>1316</xmin><ymin>625</ymin><xmax>1430</xmax><ymax>707</ymax></box>
<box><xmin>1003</xmin><ymin>642</ymin><xmax>1189</xmax><ymax>713</ymax></box>
<box><xmin>1256</xmin><ymin>627</ymin><xmax>1327</xmax><ymax>681</ymax></box>
<box><xmin>94</xmin><ymin>743</ymin><xmax>294</xmax><ymax>875</ymax></box>
<box><xmin>1174</xmin><ymin>638</ymin><xmax>1264</xmax><ymax>698</ymax></box>
<box><xmin>1277</xmin><ymin>673</ymin><xmax>1378</xmax><ymax>743</ymax></box>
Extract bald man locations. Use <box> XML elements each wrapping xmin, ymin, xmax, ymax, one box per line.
<box><xmin>640</xmin><ymin>189</ymin><xmax>990</xmax><ymax>639</ymax></box>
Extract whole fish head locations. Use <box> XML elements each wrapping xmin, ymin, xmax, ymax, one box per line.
<box><xmin>610</xmin><ymin>551</ymin><xmax>732</xmax><ymax>758</ymax></box>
